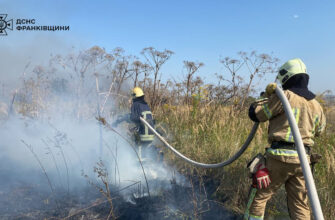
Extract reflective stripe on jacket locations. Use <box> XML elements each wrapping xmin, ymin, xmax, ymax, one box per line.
<box><xmin>254</xmin><ymin>90</ymin><xmax>326</xmax><ymax>147</ymax></box>
<box><xmin>139</xmin><ymin>111</ymin><xmax>154</xmax><ymax>142</ymax></box>
<box><xmin>253</xmin><ymin>90</ymin><xmax>326</xmax><ymax>163</ymax></box>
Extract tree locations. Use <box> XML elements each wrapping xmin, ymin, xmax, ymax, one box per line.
<box><xmin>141</xmin><ymin>47</ymin><xmax>174</xmax><ymax>109</ymax></box>
<box><xmin>183</xmin><ymin>61</ymin><xmax>204</xmax><ymax>104</ymax></box>
<box><xmin>219</xmin><ymin>51</ymin><xmax>279</xmax><ymax>111</ymax></box>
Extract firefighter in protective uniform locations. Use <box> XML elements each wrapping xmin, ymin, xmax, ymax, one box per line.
<box><xmin>244</xmin><ymin>58</ymin><xmax>326</xmax><ymax>220</ymax></box>
<box><xmin>112</xmin><ymin>87</ymin><xmax>155</xmax><ymax>160</ymax></box>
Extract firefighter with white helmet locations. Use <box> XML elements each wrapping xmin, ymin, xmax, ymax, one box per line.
<box><xmin>244</xmin><ymin>58</ymin><xmax>326</xmax><ymax>220</ymax></box>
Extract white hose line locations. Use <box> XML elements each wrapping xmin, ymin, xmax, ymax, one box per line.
<box><xmin>140</xmin><ymin>117</ymin><xmax>259</xmax><ymax>168</ymax></box>
<box><xmin>275</xmin><ymin>87</ymin><xmax>324</xmax><ymax>220</ymax></box>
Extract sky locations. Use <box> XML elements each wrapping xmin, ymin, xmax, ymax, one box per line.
<box><xmin>1</xmin><ymin>0</ymin><xmax>335</xmax><ymax>94</ymax></box>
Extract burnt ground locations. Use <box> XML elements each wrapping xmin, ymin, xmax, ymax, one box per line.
<box><xmin>0</xmin><ymin>172</ymin><xmax>240</xmax><ymax>220</ymax></box>
<box><xmin>0</xmin><ymin>146</ymin><xmax>240</xmax><ymax>220</ymax></box>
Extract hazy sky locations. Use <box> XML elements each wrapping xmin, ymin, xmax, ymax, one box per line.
<box><xmin>1</xmin><ymin>0</ymin><xmax>335</xmax><ymax>94</ymax></box>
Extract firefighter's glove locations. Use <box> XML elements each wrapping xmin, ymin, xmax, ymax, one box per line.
<box><xmin>96</xmin><ymin>116</ymin><xmax>107</xmax><ymax>126</ymax></box>
<box><xmin>265</xmin><ymin>83</ymin><xmax>277</xmax><ymax>96</ymax></box>
<box><xmin>254</xmin><ymin>164</ymin><xmax>271</xmax><ymax>189</ymax></box>
<box><xmin>128</xmin><ymin>125</ymin><xmax>138</xmax><ymax>133</ymax></box>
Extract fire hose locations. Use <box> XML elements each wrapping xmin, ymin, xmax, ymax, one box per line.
<box><xmin>141</xmin><ymin>119</ymin><xmax>259</xmax><ymax>168</ymax></box>
<box><xmin>140</xmin><ymin>86</ymin><xmax>324</xmax><ymax>219</ymax></box>
<box><xmin>275</xmin><ymin>87</ymin><xmax>324</xmax><ymax>220</ymax></box>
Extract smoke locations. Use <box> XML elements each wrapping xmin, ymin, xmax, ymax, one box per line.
<box><xmin>0</xmin><ymin>35</ymin><xmax>71</xmax><ymax>82</ymax></box>
<box><xmin>0</xmin><ymin>44</ymin><xmax>186</xmax><ymax>211</ymax></box>
<box><xmin>0</xmin><ymin>114</ymin><xmax>183</xmax><ymax>194</ymax></box>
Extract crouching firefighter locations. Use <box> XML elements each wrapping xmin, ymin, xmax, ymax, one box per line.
<box><xmin>112</xmin><ymin>87</ymin><xmax>156</xmax><ymax>160</ymax></box>
<box><xmin>244</xmin><ymin>58</ymin><xmax>326</xmax><ymax>220</ymax></box>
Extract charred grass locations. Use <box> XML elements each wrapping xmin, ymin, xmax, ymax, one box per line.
<box><xmin>0</xmin><ymin>176</ymin><xmax>236</xmax><ymax>220</ymax></box>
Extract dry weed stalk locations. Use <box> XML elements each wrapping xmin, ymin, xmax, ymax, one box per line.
<box><xmin>94</xmin><ymin>160</ymin><xmax>117</xmax><ymax>220</ymax></box>
<box><xmin>103</xmin><ymin>139</ymin><xmax>121</xmax><ymax>186</ymax></box>
<box><xmin>47</xmin><ymin>135</ymin><xmax>70</xmax><ymax>196</ymax></box>
<box><xmin>43</xmin><ymin>139</ymin><xmax>63</xmax><ymax>189</ymax></box>
<box><xmin>21</xmin><ymin>140</ymin><xmax>60</xmax><ymax>209</ymax></box>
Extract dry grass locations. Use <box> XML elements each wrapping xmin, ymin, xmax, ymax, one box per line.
<box><xmin>313</xmin><ymin>106</ymin><xmax>335</xmax><ymax>220</ymax></box>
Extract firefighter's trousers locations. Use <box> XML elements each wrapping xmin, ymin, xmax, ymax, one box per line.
<box><xmin>247</xmin><ymin>156</ymin><xmax>310</xmax><ymax>220</ymax></box>
<box><xmin>137</xmin><ymin>141</ymin><xmax>152</xmax><ymax>160</ymax></box>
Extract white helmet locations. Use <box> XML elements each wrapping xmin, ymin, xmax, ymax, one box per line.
<box><xmin>277</xmin><ymin>58</ymin><xmax>308</xmax><ymax>85</ymax></box>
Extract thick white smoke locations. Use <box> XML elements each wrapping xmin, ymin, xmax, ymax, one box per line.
<box><xmin>0</xmin><ymin>111</ymin><xmax>185</xmax><ymax>198</ymax></box>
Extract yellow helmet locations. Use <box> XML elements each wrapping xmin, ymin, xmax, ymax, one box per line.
<box><xmin>131</xmin><ymin>87</ymin><xmax>144</xmax><ymax>98</ymax></box>
<box><xmin>277</xmin><ymin>58</ymin><xmax>308</xmax><ymax>85</ymax></box>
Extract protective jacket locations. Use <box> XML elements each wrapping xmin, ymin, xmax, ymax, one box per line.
<box><xmin>130</xmin><ymin>96</ymin><xmax>155</xmax><ymax>142</ymax></box>
<box><xmin>249</xmin><ymin>89</ymin><xmax>326</xmax><ymax>164</ymax></box>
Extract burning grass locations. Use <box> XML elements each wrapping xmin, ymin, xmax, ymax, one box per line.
<box><xmin>0</xmin><ymin>167</ymin><xmax>237</xmax><ymax>220</ymax></box>
<box><xmin>0</xmin><ymin>114</ymin><xmax>241</xmax><ymax>220</ymax></box>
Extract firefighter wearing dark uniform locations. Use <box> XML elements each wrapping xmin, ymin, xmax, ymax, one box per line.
<box><xmin>129</xmin><ymin>87</ymin><xmax>155</xmax><ymax>143</ymax></box>
<box><xmin>113</xmin><ymin>87</ymin><xmax>155</xmax><ymax>159</ymax></box>
<box><xmin>244</xmin><ymin>58</ymin><xmax>326</xmax><ymax>220</ymax></box>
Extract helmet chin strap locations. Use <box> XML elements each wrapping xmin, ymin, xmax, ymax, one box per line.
<box><xmin>274</xmin><ymin>76</ymin><xmax>279</xmax><ymax>84</ymax></box>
